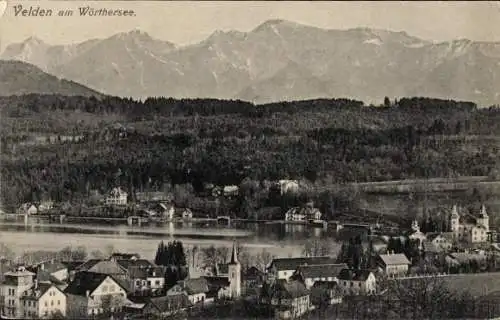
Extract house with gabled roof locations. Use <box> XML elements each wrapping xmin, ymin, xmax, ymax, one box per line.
<box><xmin>291</xmin><ymin>263</ymin><xmax>347</xmax><ymax>289</ymax></box>
<box><xmin>143</xmin><ymin>294</ymin><xmax>192</xmax><ymax>318</ymax></box>
<box><xmin>267</xmin><ymin>256</ymin><xmax>337</xmax><ymax>281</ymax></box>
<box><xmin>310</xmin><ymin>281</ymin><xmax>343</xmax><ymax>307</ymax></box>
<box><xmin>167</xmin><ymin>278</ymin><xmax>210</xmax><ymax>305</ymax></box>
<box><xmin>105</xmin><ymin>187</ymin><xmax>128</xmax><ymax>206</ymax></box>
<box><xmin>270</xmin><ymin>280</ymin><xmax>310</xmax><ymax>319</ymax></box>
<box><xmin>20</xmin><ymin>281</ymin><xmax>67</xmax><ymax>319</ymax></box>
<box><xmin>337</xmin><ymin>269</ymin><xmax>376</xmax><ymax>295</ymax></box>
<box><xmin>377</xmin><ymin>252</ymin><xmax>411</xmax><ymax>277</ymax></box>
<box><xmin>75</xmin><ymin>259</ymin><xmax>128</xmax><ymax>282</ymax></box>
<box><xmin>127</xmin><ymin>266</ymin><xmax>166</xmax><ymax>297</ymax></box>
<box><xmin>65</xmin><ymin>271</ymin><xmax>130</xmax><ymax>318</ymax></box>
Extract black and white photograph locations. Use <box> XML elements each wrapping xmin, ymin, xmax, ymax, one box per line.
<box><xmin>1</xmin><ymin>1</ymin><xmax>500</xmax><ymax>319</ymax></box>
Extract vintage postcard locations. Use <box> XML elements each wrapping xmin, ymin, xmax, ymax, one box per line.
<box><xmin>1</xmin><ymin>1</ymin><xmax>500</xmax><ymax>319</ymax></box>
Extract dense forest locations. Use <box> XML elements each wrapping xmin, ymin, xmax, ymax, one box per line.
<box><xmin>1</xmin><ymin>94</ymin><xmax>499</xmax><ymax>212</ymax></box>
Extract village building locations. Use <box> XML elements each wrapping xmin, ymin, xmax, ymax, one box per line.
<box><xmin>284</xmin><ymin>202</ymin><xmax>322</xmax><ymax>222</ymax></box>
<box><xmin>377</xmin><ymin>252</ymin><xmax>411</xmax><ymax>277</ymax></box>
<box><xmin>65</xmin><ymin>271</ymin><xmax>129</xmax><ymax>318</ymax></box>
<box><xmin>450</xmin><ymin>204</ymin><xmax>489</xmax><ymax>243</ymax></box>
<box><xmin>291</xmin><ymin>263</ymin><xmax>347</xmax><ymax>289</ymax></box>
<box><xmin>408</xmin><ymin>220</ymin><xmax>427</xmax><ymax>247</ymax></box>
<box><xmin>337</xmin><ymin>269</ymin><xmax>376</xmax><ymax>295</ymax></box>
<box><xmin>269</xmin><ymin>280</ymin><xmax>310</xmax><ymax>320</ymax></box>
<box><xmin>110</xmin><ymin>253</ymin><xmax>141</xmax><ymax>261</ymax></box>
<box><xmin>37</xmin><ymin>200</ymin><xmax>54</xmax><ymax>213</ymax></box>
<box><xmin>310</xmin><ymin>281</ymin><xmax>343</xmax><ymax>307</ymax></box>
<box><xmin>18</xmin><ymin>203</ymin><xmax>38</xmax><ymax>215</ymax></box>
<box><xmin>167</xmin><ymin>278</ymin><xmax>210</xmax><ymax>305</ymax></box>
<box><xmin>242</xmin><ymin>266</ymin><xmax>265</xmax><ymax>289</ymax></box>
<box><xmin>105</xmin><ymin>187</ymin><xmax>128</xmax><ymax>206</ymax></box>
<box><xmin>127</xmin><ymin>266</ymin><xmax>166</xmax><ymax>297</ymax></box>
<box><xmin>175</xmin><ymin>208</ymin><xmax>193</xmax><ymax>220</ymax></box>
<box><xmin>424</xmin><ymin>233</ymin><xmax>454</xmax><ymax>252</ymax></box>
<box><xmin>35</xmin><ymin>261</ymin><xmax>69</xmax><ymax>282</ymax></box>
<box><xmin>0</xmin><ymin>266</ymin><xmax>37</xmax><ymax>319</ymax></box>
<box><xmin>267</xmin><ymin>257</ymin><xmax>337</xmax><ymax>281</ymax></box>
<box><xmin>21</xmin><ymin>281</ymin><xmax>67</xmax><ymax>319</ymax></box>
<box><xmin>74</xmin><ymin>259</ymin><xmax>129</xmax><ymax>283</ymax></box>
<box><xmin>277</xmin><ymin>180</ymin><xmax>300</xmax><ymax>195</ymax></box>
<box><xmin>142</xmin><ymin>294</ymin><xmax>192</xmax><ymax>318</ymax></box>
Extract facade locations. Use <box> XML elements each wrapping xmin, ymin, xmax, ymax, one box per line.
<box><xmin>291</xmin><ymin>263</ymin><xmax>347</xmax><ymax>289</ymax></box>
<box><xmin>21</xmin><ymin>282</ymin><xmax>66</xmax><ymax>319</ymax></box>
<box><xmin>128</xmin><ymin>266</ymin><xmax>165</xmax><ymax>296</ymax></box>
<box><xmin>337</xmin><ymin>269</ymin><xmax>376</xmax><ymax>295</ymax></box>
<box><xmin>267</xmin><ymin>257</ymin><xmax>337</xmax><ymax>281</ymax></box>
<box><xmin>270</xmin><ymin>280</ymin><xmax>310</xmax><ymax>320</ymax></box>
<box><xmin>0</xmin><ymin>267</ymin><xmax>36</xmax><ymax>319</ymax></box>
<box><xmin>310</xmin><ymin>281</ymin><xmax>343</xmax><ymax>307</ymax></box>
<box><xmin>377</xmin><ymin>253</ymin><xmax>411</xmax><ymax>277</ymax></box>
<box><xmin>424</xmin><ymin>233</ymin><xmax>453</xmax><ymax>252</ymax></box>
<box><xmin>65</xmin><ymin>272</ymin><xmax>129</xmax><ymax>318</ymax></box>
<box><xmin>284</xmin><ymin>202</ymin><xmax>322</xmax><ymax>222</ymax></box>
<box><xmin>450</xmin><ymin>204</ymin><xmax>489</xmax><ymax>243</ymax></box>
<box><xmin>167</xmin><ymin>278</ymin><xmax>210</xmax><ymax>305</ymax></box>
<box><xmin>105</xmin><ymin>187</ymin><xmax>128</xmax><ymax>206</ymax></box>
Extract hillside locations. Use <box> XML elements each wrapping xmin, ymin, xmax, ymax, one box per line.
<box><xmin>0</xmin><ymin>60</ymin><xmax>101</xmax><ymax>97</ymax></box>
<box><xmin>1</xmin><ymin>21</ymin><xmax>500</xmax><ymax>105</ymax></box>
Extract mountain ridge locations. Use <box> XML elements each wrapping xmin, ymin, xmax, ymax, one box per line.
<box><xmin>2</xmin><ymin>20</ymin><xmax>500</xmax><ymax>105</ymax></box>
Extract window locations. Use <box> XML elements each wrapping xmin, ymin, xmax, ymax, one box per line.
<box><xmin>155</xmin><ymin>280</ymin><xmax>160</xmax><ymax>286</ymax></box>
<box><xmin>45</xmin><ymin>301</ymin><xmax>48</xmax><ymax>307</ymax></box>
<box><xmin>51</xmin><ymin>300</ymin><xmax>54</xmax><ymax>306</ymax></box>
<box><xmin>57</xmin><ymin>300</ymin><xmax>60</xmax><ymax>305</ymax></box>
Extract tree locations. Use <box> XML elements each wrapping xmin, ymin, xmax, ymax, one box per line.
<box><xmin>302</xmin><ymin>239</ymin><xmax>335</xmax><ymax>257</ymax></box>
<box><xmin>386</xmin><ymin>276</ymin><xmax>457</xmax><ymax>319</ymax></box>
<box><xmin>384</xmin><ymin>96</ymin><xmax>391</xmax><ymax>108</ymax></box>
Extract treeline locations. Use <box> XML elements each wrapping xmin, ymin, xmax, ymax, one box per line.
<box><xmin>0</xmin><ymin>94</ymin><xmax>478</xmax><ymax>118</ymax></box>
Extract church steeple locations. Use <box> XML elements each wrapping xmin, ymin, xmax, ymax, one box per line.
<box><xmin>229</xmin><ymin>241</ymin><xmax>239</xmax><ymax>264</ymax></box>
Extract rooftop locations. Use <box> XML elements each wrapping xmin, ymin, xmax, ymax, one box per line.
<box><xmin>271</xmin><ymin>280</ymin><xmax>309</xmax><ymax>299</ymax></box>
<box><xmin>179</xmin><ymin>278</ymin><xmax>209</xmax><ymax>295</ymax></box>
<box><xmin>269</xmin><ymin>256</ymin><xmax>337</xmax><ymax>271</ymax></box>
<box><xmin>337</xmin><ymin>269</ymin><xmax>373</xmax><ymax>282</ymax></box>
<box><xmin>378</xmin><ymin>253</ymin><xmax>411</xmax><ymax>266</ymax></box>
<box><xmin>295</xmin><ymin>263</ymin><xmax>348</xmax><ymax>279</ymax></box>
<box><xmin>65</xmin><ymin>271</ymin><xmax>129</xmax><ymax>296</ymax></box>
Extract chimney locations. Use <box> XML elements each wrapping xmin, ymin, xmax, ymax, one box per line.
<box><xmin>34</xmin><ymin>279</ymin><xmax>38</xmax><ymax>290</ymax></box>
<box><xmin>86</xmin><ymin>290</ymin><xmax>90</xmax><ymax>297</ymax></box>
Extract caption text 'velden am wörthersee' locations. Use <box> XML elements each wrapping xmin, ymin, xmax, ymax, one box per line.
<box><xmin>13</xmin><ymin>5</ymin><xmax>136</xmax><ymax>17</ymax></box>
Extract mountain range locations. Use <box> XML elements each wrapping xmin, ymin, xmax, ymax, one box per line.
<box><xmin>2</xmin><ymin>20</ymin><xmax>500</xmax><ymax>105</ymax></box>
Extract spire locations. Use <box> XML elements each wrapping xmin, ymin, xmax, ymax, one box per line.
<box><xmin>230</xmin><ymin>241</ymin><xmax>239</xmax><ymax>264</ymax></box>
<box><xmin>451</xmin><ymin>204</ymin><xmax>459</xmax><ymax>218</ymax></box>
<box><xmin>481</xmin><ymin>204</ymin><xmax>488</xmax><ymax>217</ymax></box>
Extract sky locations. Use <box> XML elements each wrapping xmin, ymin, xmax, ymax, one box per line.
<box><xmin>1</xmin><ymin>1</ymin><xmax>500</xmax><ymax>51</ymax></box>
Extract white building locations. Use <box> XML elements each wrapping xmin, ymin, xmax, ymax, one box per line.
<box><xmin>408</xmin><ymin>220</ymin><xmax>426</xmax><ymax>248</ymax></box>
<box><xmin>377</xmin><ymin>252</ymin><xmax>411</xmax><ymax>277</ymax></box>
<box><xmin>450</xmin><ymin>204</ymin><xmax>489</xmax><ymax>243</ymax></box>
<box><xmin>337</xmin><ymin>269</ymin><xmax>376</xmax><ymax>295</ymax></box>
<box><xmin>291</xmin><ymin>263</ymin><xmax>347</xmax><ymax>289</ymax></box>
<box><xmin>105</xmin><ymin>187</ymin><xmax>128</xmax><ymax>206</ymax></box>
<box><xmin>21</xmin><ymin>282</ymin><xmax>67</xmax><ymax>319</ymax></box>
<box><xmin>277</xmin><ymin>180</ymin><xmax>299</xmax><ymax>195</ymax></box>
<box><xmin>284</xmin><ymin>202</ymin><xmax>322</xmax><ymax>222</ymax></box>
<box><xmin>267</xmin><ymin>257</ymin><xmax>337</xmax><ymax>281</ymax></box>
<box><xmin>0</xmin><ymin>266</ymin><xmax>36</xmax><ymax>319</ymax></box>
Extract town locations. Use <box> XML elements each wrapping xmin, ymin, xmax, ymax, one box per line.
<box><xmin>2</xmin><ymin>192</ymin><xmax>500</xmax><ymax>319</ymax></box>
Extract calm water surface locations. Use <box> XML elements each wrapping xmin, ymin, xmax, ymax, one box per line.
<box><xmin>0</xmin><ymin>218</ymin><xmax>346</xmax><ymax>259</ymax></box>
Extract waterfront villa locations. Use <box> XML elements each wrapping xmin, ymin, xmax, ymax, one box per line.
<box><xmin>284</xmin><ymin>202</ymin><xmax>322</xmax><ymax>222</ymax></box>
<box><xmin>105</xmin><ymin>187</ymin><xmax>128</xmax><ymax>206</ymax></box>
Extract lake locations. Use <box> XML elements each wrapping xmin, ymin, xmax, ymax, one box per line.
<box><xmin>0</xmin><ymin>218</ymin><xmax>345</xmax><ymax>261</ymax></box>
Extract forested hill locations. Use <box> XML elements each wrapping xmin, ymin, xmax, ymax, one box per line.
<box><xmin>1</xmin><ymin>94</ymin><xmax>499</xmax><ymax>208</ymax></box>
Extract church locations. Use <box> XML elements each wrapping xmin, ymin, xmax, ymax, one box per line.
<box><xmin>206</xmin><ymin>242</ymin><xmax>242</xmax><ymax>299</ymax></box>
<box><xmin>450</xmin><ymin>204</ymin><xmax>490</xmax><ymax>244</ymax></box>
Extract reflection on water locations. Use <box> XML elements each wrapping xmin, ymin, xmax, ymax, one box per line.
<box><xmin>0</xmin><ymin>217</ymin><xmax>358</xmax><ymax>259</ymax></box>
